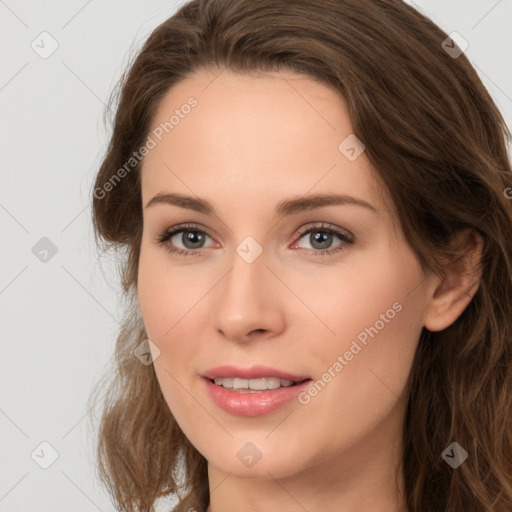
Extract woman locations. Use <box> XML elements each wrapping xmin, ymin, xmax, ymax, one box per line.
<box><xmin>88</xmin><ymin>0</ymin><xmax>512</xmax><ymax>510</ymax></box>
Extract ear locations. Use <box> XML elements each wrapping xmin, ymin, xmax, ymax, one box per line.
<box><xmin>423</xmin><ymin>229</ymin><xmax>484</xmax><ymax>332</ymax></box>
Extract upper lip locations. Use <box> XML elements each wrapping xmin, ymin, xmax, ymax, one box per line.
<box><xmin>201</xmin><ymin>365</ymin><xmax>310</xmax><ymax>382</ymax></box>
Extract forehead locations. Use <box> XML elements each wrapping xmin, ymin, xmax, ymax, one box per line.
<box><xmin>140</xmin><ymin>68</ymin><xmax>390</xmax><ymax>217</ymax></box>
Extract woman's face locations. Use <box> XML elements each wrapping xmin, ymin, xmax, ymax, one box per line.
<box><xmin>137</xmin><ymin>68</ymin><xmax>433</xmax><ymax>481</ymax></box>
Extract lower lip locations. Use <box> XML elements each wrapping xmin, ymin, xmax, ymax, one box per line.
<box><xmin>203</xmin><ymin>378</ymin><xmax>312</xmax><ymax>417</ymax></box>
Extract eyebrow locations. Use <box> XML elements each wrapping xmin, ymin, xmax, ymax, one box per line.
<box><xmin>145</xmin><ymin>192</ymin><xmax>378</xmax><ymax>216</ymax></box>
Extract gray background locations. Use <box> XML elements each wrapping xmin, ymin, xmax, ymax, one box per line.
<box><xmin>1</xmin><ymin>1</ymin><xmax>511</xmax><ymax>510</ymax></box>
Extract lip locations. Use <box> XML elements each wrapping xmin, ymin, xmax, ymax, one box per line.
<box><xmin>202</xmin><ymin>377</ymin><xmax>312</xmax><ymax>417</ymax></box>
<box><xmin>201</xmin><ymin>364</ymin><xmax>310</xmax><ymax>382</ymax></box>
<box><xmin>200</xmin><ymin>365</ymin><xmax>312</xmax><ymax>417</ymax></box>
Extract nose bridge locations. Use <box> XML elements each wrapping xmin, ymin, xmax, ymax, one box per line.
<box><xmin>211</xmin><ymin>242</ymin><xmax>284</xmax><ymax>340</ymax></box>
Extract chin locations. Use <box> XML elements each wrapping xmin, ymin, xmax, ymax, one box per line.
<box><xmin>202</xmin><ymin>437</ymin><xmax>312</xmax><ymax>480</ymax></box>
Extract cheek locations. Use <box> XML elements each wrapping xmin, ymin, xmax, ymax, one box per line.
<box><xmin>309</xmin><ymin>241</ymin><xmax>425</xmax><ymax>354</ymax></box>
<box><xmin>137</xmin><ymin>244</ymin><xmax>203</xmax><ymax>341</ymax></box>
<box><xmin>137</xmin><ymin>252</ymin><xmax>167</xmax><ymax>341</ymax></box>
<box><xmin>301</xmin><ymin>247</ymin><xmax>426</xmax><ymax>428</ymax></box>
<box><xmin>137</xmin><ymin>247</ymin><xmax>212</xmax><ymax>389</ymax></box>
<box><xmin>137</xmin><ymin>251</ymin><xmax>206</xmax><ymax>427</ymax></box>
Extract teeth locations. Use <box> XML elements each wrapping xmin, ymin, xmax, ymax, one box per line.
<box><xmin>213</xmin><ymin>377</ymin><xmax>295</xmax><ymax>390</ymax></box>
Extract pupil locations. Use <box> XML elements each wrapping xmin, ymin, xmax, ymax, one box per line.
<box><xmin>184</xmin><ymin>230</ymin><xmax>204</xmax><ymax>249</ymax></box>
<box><xmin>312</xmin><ymin>231</ymin><xmax>332</xmax><ymax>250</ymax></box>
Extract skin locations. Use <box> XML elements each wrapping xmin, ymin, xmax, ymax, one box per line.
<box><xmin>136</xmin><ymin>68</ymin><xmax>482</xmax><ymax>512</ymax></box>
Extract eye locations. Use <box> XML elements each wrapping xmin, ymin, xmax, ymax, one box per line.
<box><xmin>154</xmin><ymin>223</ymin><xmax>215</xmax><ymax>258</ymax></box>
<box><xmin>292</xmin><ymin>222</ymin><xmax>354</xmax><ymax>257</ymax></box>
<box><xmin>154</xmin><ymin>222</ymin><xmax>355</xmax><ymax>258</ymax></box>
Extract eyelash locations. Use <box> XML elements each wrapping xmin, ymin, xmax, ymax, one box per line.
<box><xmin>153</xmin><ymin>222</ymin><xmax>355</xmax><ymax>258</ymax></box>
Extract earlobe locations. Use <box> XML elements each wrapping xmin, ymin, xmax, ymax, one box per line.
<box><xmin>423</xmin><ymin>230</ymin><xmax>484</xmax><ymax>332</ymax></box>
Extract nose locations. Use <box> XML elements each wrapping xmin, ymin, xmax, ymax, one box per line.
<box><xmin>211</xmin><ymin>248</ymin><xmax>286</xmax><ymax>343</ymax></box>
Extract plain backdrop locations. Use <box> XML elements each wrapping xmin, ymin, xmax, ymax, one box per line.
<box><xmin>1</xmin><ymin>1</ymin><xmax>511</xmax><ymax>510</ymax></box>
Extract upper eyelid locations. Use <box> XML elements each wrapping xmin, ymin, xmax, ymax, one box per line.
<box><xmin>294</xmin><ymin>222</ymin><xmax>353</xmax><ymax>239</ymax></box>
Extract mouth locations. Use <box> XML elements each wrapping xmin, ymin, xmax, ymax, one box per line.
<box><xmin>200</xmin><ymin>365</ymin><xmax>313</xmax><ymax>416</ymax></box>
<box><xmin>202</xmin><ymin>377</ymin><xmax>313</xmax><ymax>416</ymax></box>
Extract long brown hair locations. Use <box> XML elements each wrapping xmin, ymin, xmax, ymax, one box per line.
<box><xmin>88</xmin><ymin>1</ymin><xmax>512</xmax><ymax>510</ymax></box>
